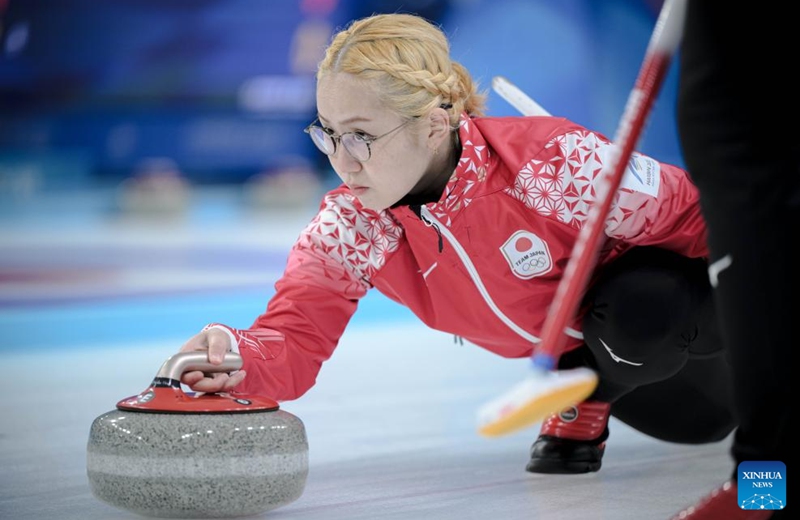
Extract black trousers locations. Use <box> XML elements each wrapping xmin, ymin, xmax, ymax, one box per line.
<box><xmin>559</xmin><ymin>247</ymin><xmax>736</xmax><ymax>444</ymax></box>
<box><xmin>676</xmin><ymin>0</ymin><xmax>795</xmax><ymax>491</ymax></box>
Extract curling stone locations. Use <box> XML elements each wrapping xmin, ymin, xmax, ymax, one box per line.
<box><xmin>87</xmin><ymin>352</ymin><xmax>308</xmax><ymax>518</ymax></box>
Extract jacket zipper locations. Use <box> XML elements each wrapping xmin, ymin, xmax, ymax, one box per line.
<box><xmin>419</xmin><ymin>206</ymin><xmax>584</xmax><ymax>344</ymax></box>
<box><xmin>413</xmin><ymin>205</ymin><xmax>444</xmax><ymax>252</ymax></box>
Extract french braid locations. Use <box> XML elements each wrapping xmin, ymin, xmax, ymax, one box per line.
<box><xmin>318</xmin><ymin>13</ymin><xmax>486</xmax><ymax>126</ymax></box>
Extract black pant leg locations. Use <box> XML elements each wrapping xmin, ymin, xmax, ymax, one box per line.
<box><xmin>677</xmin><ymin>0</ymin><xmax>796</xmax><ymax>480</ymax></box>
<box><xmin>610</xmin><ymin>355</ymin><xmax>735</xmax><ymax>444</ymax></box>
<box><xmin>580</xmin><ymin>247</ymin><xmax>720</xmax><ymax>401</ymax></box>
<box><xmin>572</xmin><ymin>247</ymin><xmax>735</xmax><ymax>443</ymax></box>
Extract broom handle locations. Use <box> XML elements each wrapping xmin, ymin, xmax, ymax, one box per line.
<box><xmin>533</xmin><ymin>0</ymin><xmax>688</xmax><ymax>370</ymax></box>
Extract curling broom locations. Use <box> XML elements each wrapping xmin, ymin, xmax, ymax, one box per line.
<box><xmin>477</xmin><ymin>0</ymin><xmax>688</xmax><ymax>437</ymax></box>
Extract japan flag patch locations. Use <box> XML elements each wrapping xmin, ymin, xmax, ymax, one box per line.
<box><xmin>500</xmin><ymin>230</ymin><xmax>553</xmax><ymax>280</ymax></box>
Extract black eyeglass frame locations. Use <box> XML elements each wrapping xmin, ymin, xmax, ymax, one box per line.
<box><xmin>303</xmin><ymin>117</ymin><xmax>414</xmax><ymax>162</ymax></box>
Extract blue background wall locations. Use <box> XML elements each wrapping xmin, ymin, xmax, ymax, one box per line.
<box><xmin>0</xmin><ymin>0</ymin><xmax>685</xmax><ymax>351</ymax></box>
<box><xmin>0</xmin><ymin>0</ymin><xmax>681</xmax><ymax>191</ymax></box>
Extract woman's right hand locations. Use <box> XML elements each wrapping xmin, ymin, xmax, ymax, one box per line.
<box><xmin>179</xmin><ymin>328</ymin><xmax>247</xmax><ymax>393</ymax></box>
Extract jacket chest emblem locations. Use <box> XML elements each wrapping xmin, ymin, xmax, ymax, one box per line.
<box><xmin>500</xmin><ymin>230</ymin><xmax>553</xmax><ymax>280</ymax></box>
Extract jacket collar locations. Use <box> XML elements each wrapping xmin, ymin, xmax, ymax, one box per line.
<box><xmin>424</xmin><ymin>113</ymin><xmax>491</xmax><ymax>227</ymax></box>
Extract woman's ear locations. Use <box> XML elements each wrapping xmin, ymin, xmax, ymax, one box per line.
<box><xmin>427</xmin><ymin>107</ymin><xmax>452</xmax><ymax>150</ymax></box>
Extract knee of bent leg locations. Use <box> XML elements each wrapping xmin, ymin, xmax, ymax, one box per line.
<box><xmin>584</xmin><ymin>265</ymin><xmax>695</xmax><ymax>350</ymax></box>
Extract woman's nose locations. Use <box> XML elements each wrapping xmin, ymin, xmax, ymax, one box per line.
<box><xmin>329</xmin><ymin>147</ymin><xmax>362</xmax><ymax>174</ymax></box>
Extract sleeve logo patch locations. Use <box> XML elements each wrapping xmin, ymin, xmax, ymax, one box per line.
<box><xmin>620</xmin><ymin>152</ymin><xmax>660</xmax><ymax>196</ymax></box>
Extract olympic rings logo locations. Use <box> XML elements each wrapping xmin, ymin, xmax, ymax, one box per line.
<box><xmin>517</xmin><ymin>257</ymin><xmax>548</xmax><ymax>271</ymax></box>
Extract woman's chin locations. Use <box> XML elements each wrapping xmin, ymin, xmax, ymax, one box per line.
<box><xmin>355</xmin><ymin>194</ymin><xmax>387</xmax><ymax>212</ymax></box>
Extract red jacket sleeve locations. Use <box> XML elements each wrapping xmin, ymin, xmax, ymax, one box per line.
<box><xmin>540</xmin><ymin>125</ymin><xmax>709</xmax><ymax>258</ymax></box>
<box><xmin>214</xmin><ymin>193</ymin><xmax>376</xmax><ymax>401</ymax></box>
<box><xmin>606</xmin><ymin>151</ymin><xmax>709</xmax><ymax>258</ymax></box>
<box><xmin>481</xmin><ymin>117</ymin><xmax>709</xmax><ymax>258</ymax></box>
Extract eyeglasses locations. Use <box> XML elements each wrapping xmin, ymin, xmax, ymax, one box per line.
<box><xmin>304</xmin><ymin>117</ymin><xmax>414</xmax><ymax>162</ymax></box>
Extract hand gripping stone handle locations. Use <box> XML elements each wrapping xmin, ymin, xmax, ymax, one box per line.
<box><xmin>155</xmin><ymin>351</ymin><xmax>243</xmax><ymax>382</ymax></box>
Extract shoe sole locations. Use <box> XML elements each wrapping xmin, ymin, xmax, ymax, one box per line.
<box><xmin>525</xmin><ymin>459</ymin><xmax>602</xmax><ymax>474</ymax></box>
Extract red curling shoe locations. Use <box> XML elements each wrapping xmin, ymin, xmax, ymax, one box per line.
<box><xmin>525</xmin><ymin>400</ymin><xmax>611</xmax><ymax>474</ymax></box>
<box><xmin>670</xmin><ymin>480</ymin><xmax>783</xmax><ymax>519</ymax></box>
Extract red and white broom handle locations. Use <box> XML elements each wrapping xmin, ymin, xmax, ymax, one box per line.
<box><xmin>533</xmin><ymin>0</ymin><xmax>688</xmax><ymax>370</ymax></box>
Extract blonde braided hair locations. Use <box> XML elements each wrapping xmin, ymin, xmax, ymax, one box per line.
<box><xmin>317</xmin><ymin>13</ymin><xmax>486</xmax><ymax>127</ymax></box>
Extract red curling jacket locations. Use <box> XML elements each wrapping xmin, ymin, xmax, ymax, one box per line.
<box><xmin>207</xmin><ymin>114</ymin><xmax>708</xmax><ymax>401</ymax></box>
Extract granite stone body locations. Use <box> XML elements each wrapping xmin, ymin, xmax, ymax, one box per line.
<box><xmin>87</xmin><ymin>408</ymin><xmax>308</xmax><ymax>518</ymax></box>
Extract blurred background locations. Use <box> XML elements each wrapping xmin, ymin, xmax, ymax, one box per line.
<box><xmin>0</xmin><ymin>0</ymin><xmax>680</xmax><ymax>353</ymax></box>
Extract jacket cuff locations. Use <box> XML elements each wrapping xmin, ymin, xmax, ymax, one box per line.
<box><xmin>201</xmin><ymin>323</ymin><xmax>240</xmax><ymax>354</ymax></box>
